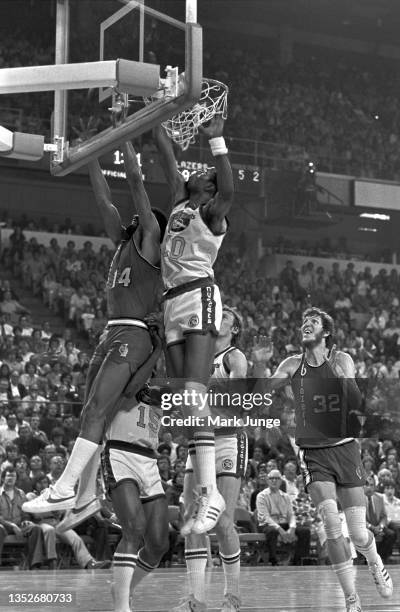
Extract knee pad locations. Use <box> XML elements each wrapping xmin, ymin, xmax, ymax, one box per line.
<box><xmin>344</xmin><ymin>506</ymin><xmax>369</xmax><ymax>548</ymax></box>
<box><xmin>318</xmin><ymin>499</ymin><xmax>342</xmax><ymax>540</ymax></box>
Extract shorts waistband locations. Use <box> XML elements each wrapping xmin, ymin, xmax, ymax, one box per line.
<box><xmin>163</xmin><ymin>277</ymin><xmax>214</xmax><ymax>300</ymax></box>
<box><xmin>107</xmin><ymin>318</ymin><xmax>148</xmax><ymax>329</ymax></box>
<box><xmin>215</xmin><ymin>427</ymin><xmax>240</xmax><ymax>437</ymax></box>
<box><xmin>105</xmin><ymin>439</ymin><xmax>156</xmax><ymax>458</ymax></box>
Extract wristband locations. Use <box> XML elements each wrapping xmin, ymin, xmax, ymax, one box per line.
<box><xmin>209</xmin><ymin>136</ymin><xmax>228</xmax><ymax>157</ymax></box>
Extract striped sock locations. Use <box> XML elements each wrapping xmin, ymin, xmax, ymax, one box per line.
<box><xmin>220</xmin><ymin>550</ymin><xmax>241</xmax><ymax>597</ymax></box>
<box><xmin>130</xmin><ymin>550</ymin><xmax>158</xmax><ymax>591</ymax></box>
<box><xmin>185</xmin><ymin>547</ymin><xmax>208</xmax><ymax>603</ymax></box>
<box><xmin>193</xmin><ymin>433</ymin><xmax>216</xmax><ymax>489</ymax></box>
<box><xmin>356</xmin><ymin>531</ymin><xmax>379</xmax><ymax>565</ymax></box>
<box><xmin>113</xmin><ymin>552</ymin><xmax>137</xmax><ymax>612</ymax></box>
<box><xmin>331</xmin><ymin>559</ymin><xmax>356</xmax><ymax>598</ymax></box>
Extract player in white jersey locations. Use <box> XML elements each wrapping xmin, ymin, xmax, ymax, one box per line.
<box><xmin>171</xmin><ymin>306</ymin><xmax>247</xmax><ymax>612</ymax></box>
<box><xmin>155</xmin><ymin>115</ymin><xmax>234</xmax><ymax>535</ymax></box>
<box><xmin>101</xmin><ymin>325</ymin><xmax>169</xmax><ymax>612</ymax></box>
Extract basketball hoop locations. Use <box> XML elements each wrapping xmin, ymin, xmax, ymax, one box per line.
<box><xmin>147</xmin><ymin>78</ymin><xmax>228</xmax><ymax>151</ymax></box>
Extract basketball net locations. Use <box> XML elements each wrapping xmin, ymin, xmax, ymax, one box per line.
<box><xmin>146</xmin><ymin>78</ymin><xmax>228</xmax><ymax>150</ymax></box>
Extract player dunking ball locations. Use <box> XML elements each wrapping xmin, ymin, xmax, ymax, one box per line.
<box><xmin>155</xmin><ymin>115</ymin><xmax>234</xmax><ymax>533</ymax></box>
<box><xmin>102</xmin><ymin>325</ymin><xmax>168</xmax><ymax>612</ymax></box>
<box><xmin>171</xmin><ymin>306</ymin><xmax>247</xmax><ymax>612</ymax></box>
<box><xmin>270</xmin><ymin>307</ymin><xmax>393</xmax><ymax>612</ymax></box>
<box><xmin>23</xmin><ymin>141</ymin><xmax>165</xmax><ymax>516</ymax></box>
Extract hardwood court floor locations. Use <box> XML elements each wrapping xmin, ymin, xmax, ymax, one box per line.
<box><xmin>0</xmin><ymin>566</ymin><xmax>399</xmax><ymax>611</ymax></box>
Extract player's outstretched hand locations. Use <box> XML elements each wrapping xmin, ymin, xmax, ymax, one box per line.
<box><xmin>199</xmin><ymin>113</ymin><xmax>225</xmax><ymax>138</ymax></box>
<box><xmin>71</xmin><ymin>116</ymin><xmax>100</xmax><ymax>145</ymax></box>
<box><xmin>251</xmin><ymin>335</ymin><xmax>274</xmax><ymax>365</ymax></box>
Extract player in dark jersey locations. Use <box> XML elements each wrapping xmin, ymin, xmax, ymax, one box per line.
<box><xmin>23</xmin><ymin>141</ymin><xmax>165</xmax><ymax>517</ymax></box>
<box><xmin>171</xmin><ymin>306</ymin><xmax>247</xmax><ymax>612</ymax></box>
<box><xmin>269</xmin><ymin>307</ymin><xmax>392</xmax><ymax>612</ymax></box>
<box><xmin>155</xmin><ymin>115</ymin><xmax>233</xmax><ymax>534</ymax></box>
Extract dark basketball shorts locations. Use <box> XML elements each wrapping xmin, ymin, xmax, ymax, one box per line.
<box><xmin>101</xmin><ymin>441</ymin><xmax>165</xmax><ymax>502</ymax></box>
<box><xmin>89</xmin><ymin>324</ymin><xmax>153</xmax><ymax>375</ymax></box>
<box><xmin>185</xmin><ymin>431</ymin><xmax>248</xmax><ymax>478</ymax></box>
<box><xmin>164</xmin><ymin>283</ymin><xmax>222</xmax><ymax>346</ymax></box>
<box><xmin>298</xmin><ymin>439</ymin><xmax>366</xmax><ymax>491</ymax></box>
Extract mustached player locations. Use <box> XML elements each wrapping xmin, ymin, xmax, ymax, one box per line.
<box><xmin>155</xmin><ymin>115</ymin><xmax>234</xmax><ymax>534</ymax></box>
<box><xmin>269</xmin><ymin>307</ymin><xmax>392</xmax><ymax>612</ymax></box>
<box><xmin>171</xmin><ymin>306</ymin><xmax>247</xmax><ymax>612</ymax></box>
<box><xmin>23</xmin><ymin>141</ymin><xmax>165</xmax><ymax>520</ymax></box>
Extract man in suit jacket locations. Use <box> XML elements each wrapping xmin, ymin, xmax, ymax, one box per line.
<box><xmin>364</xmin><ymin>476</ymin><xmax>397</xmax><ymax>562</ymax></box>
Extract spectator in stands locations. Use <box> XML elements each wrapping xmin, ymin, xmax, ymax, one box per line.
<box><xmin>39</xmin><ymin>403</ymin><xmax>59</xmax><ymax>438</ymax></box>
<box><xmin>0</xmin><ymin>466</ymin><xmax>44</xmax><ymax>569</ymax></box>
<box><xmin>15</xmin><ymin>455</ymin><xmax>33</xmax><ymax>494</ymax></box>
<box><xmin>28</xmin><ymin>456</ymin><xmax>44</xmax><ymax>481</ymax></box>
<box><xmin>60</xmin><ymin>415</ymin><xmax>79</xmax><ymax>447</ymax></box>
<box><xmin>383</xmin><ymin>482</ymin><xmax>400</xmax><ymax>551</ymax></box>
<box><xmin>256</xmin><ymin>469</ymin><xmax>311</xmax><ymax>565</ymax></box>
<box><xmin>25</xmin><ymin>474</ymin><xmax>111</xmax><ymax>570</ymax></box>
<box><xmin>250</xmin><ymin>470</ymin><xmax>270</xmax><ymax>512</ymax></box>
<box><xmin>41</xmin><ymin>444</ymin><xmax>57</xmax><ymax>473</ymax></box>
<box><xmin>0</xmin><ymin>291</ymin><xmax>30</xmax><ymax>324</ymax></box>
<box><xmin>0</xmin><ymin>414</ymin><xmax>19</xmax><ymax>445</ymax></box>
<box><xmin>29</xmin><ymin>415</ymin><xmax>49</xmax><ymax>445</ymax></box>
<box><xmin>49</xmin><ymin>428</ymin><xmax>67</xmax><ymax>458</ymax></box>
<box><xmin>8</xmin><ymin>370</ymin><xmax>27</xmax><ymax>401</ymax></box>
<box><xmin>15</xmin><ymin>424</ymin><xmax>46</xmax><ymax>459</ymax></box>
<box><xmin>364</xmin><ymin>475</ymin><xmax>397</xmax><ymax>563</ymax></box>
<box><xmin>21</xmin><ymin>383</ymin><xmax>48</xmax><ymax>413</ymax></box>
<box><xmin>165</xmin><ymin>471</ymin><xmax>184</xmax><ymax>506</ymax></box>
<box><xmin>281</xmin><ymin>461</ymin><xmax>299</xmax><ymax>501</ymax></box>
<box><xmin>46</xmin><ymin>455</ymin><xmax>65</xmax><ymax>485</ymax></box>
<box><xmin>157</xmin><ymin>456</ymin><xmax>172</xmax><ymax>489</ymax></box>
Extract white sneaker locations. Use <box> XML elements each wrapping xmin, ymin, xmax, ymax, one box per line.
<box><xmin>169</xmin><ymin>596</ymin><xmax>207</xmax><ymax>611</ymax></box>
<box><xmin>192</xmin><ymin>487</ymin><xmax>226</xmax><ymax>535</ymax></box>
<box><xmin>181</xmin><ymin>491</ymin><xmax>201</xmax><ymax>537</ymax></box>
<box><xmin>369</xmin><ymin>558</ymin><xmax>393</xmax><ymax>598</ymax></box>
<box><xmin>220</xmin><ymin>593</ymin><xmax>241</xmax><ymax>611</ymax></box>
<box><xmin>345</xmin><ymin>593</ymin><xmax>362</xmax><ymax>612</ymax></box>
<box><xmin>22</xmin><ymin>486</ymin><xmax>76</xmax><ymax>513</ymax></box>
<box><xmin>56</xmin><ymin>498</ymin><xmax>102</xmax><ymax>533</ymax></box>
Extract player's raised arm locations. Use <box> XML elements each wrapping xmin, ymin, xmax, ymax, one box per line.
<box><xmin>153</xmin><ymin>124</ymin><xmax>186</xmax><ymax>205</ymax></box>
<box><xmin>200</xmin><ymin>115</ymin><xmax>234</xmax><ymax>222</ymax></box>
<box><xmin>269</xmin><ymin>355</ymin><xmax>301</xmax><ymax>391</ymax></box>
<box><xmin>121</xmin><ymin>141</ymin><xmax>160</xmax><ymax>243</ymax></box>
<box><xmin>88</xmin><ymin>160</ymin><xmax>122</xmax><ymax>246</ymax></box>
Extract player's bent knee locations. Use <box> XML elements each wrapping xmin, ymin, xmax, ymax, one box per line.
<box><xmin>344</xmin><ymin>506</ymin><xmax>369</xmax><ymax>547</ymax></box>
<box><xmin>214</xmin><ymin>513</ymin><xmax>235</xmax><ymax>540</ymax></box>
<box><xmin>318</xmin><ymin>499</ymin><xmax>342</xmax><ymax>540</ymax></box>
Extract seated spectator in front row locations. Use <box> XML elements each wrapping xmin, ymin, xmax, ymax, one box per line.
<box><xmin>256</xmin><ymin>469</ymin><xmax>311</xmax><ymax>566</ymax></box>
<box><xmin>383</xmin><ymin>481</ymin><xmax>400</xmax><ymax>551</ymax></box>
<box><xmin>26</xmin><ymin>474</ymin><xmax>111</xmax><ymax>570</ymax></box>
<box><xmin>364</xmin><ymin>476</ymin><xmax>397</xmax><ymax>563</ymax></box>
<box><xmin>0</xmin><ymin>467</ymin><xmax>48</xmax><ymax>568</ymax></box>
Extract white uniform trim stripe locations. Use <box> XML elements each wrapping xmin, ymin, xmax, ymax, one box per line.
<box><xmin>108</xmin><ymin>318</ymin><xmax>148</xmax><ymax>329</ymax></box>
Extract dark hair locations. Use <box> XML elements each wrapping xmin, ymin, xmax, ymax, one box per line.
<box><xmin>302</xmin><ymin>306</ymin><xmax>335</xmax><ymax>348</ymax></box>
<box><xmin>1</xmin><ymin>466</ymin><xmax>17</xmax><ymax>482</ymax></box>
<box><xmin>157</xmin><ymin>442</ymin><xmax>172</xmax><ymax>456</ymax></box>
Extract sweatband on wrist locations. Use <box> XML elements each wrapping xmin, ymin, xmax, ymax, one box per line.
<box><xmin>209</xmin><ymin>136</ymin><xmax>228</xmax><ymax>156</ymax></box>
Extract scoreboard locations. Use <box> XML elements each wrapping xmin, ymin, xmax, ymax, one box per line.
<box><xmin>102</xmin><ymin>150</ymin><xmax>264</xmax><ymax>196</ymax></box>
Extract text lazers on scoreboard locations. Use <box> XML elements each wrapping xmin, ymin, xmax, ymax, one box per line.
<box><xmin>102</xmin><ymin>150</ymin><xmax>263</xmax><ymax>196</ymax></box>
